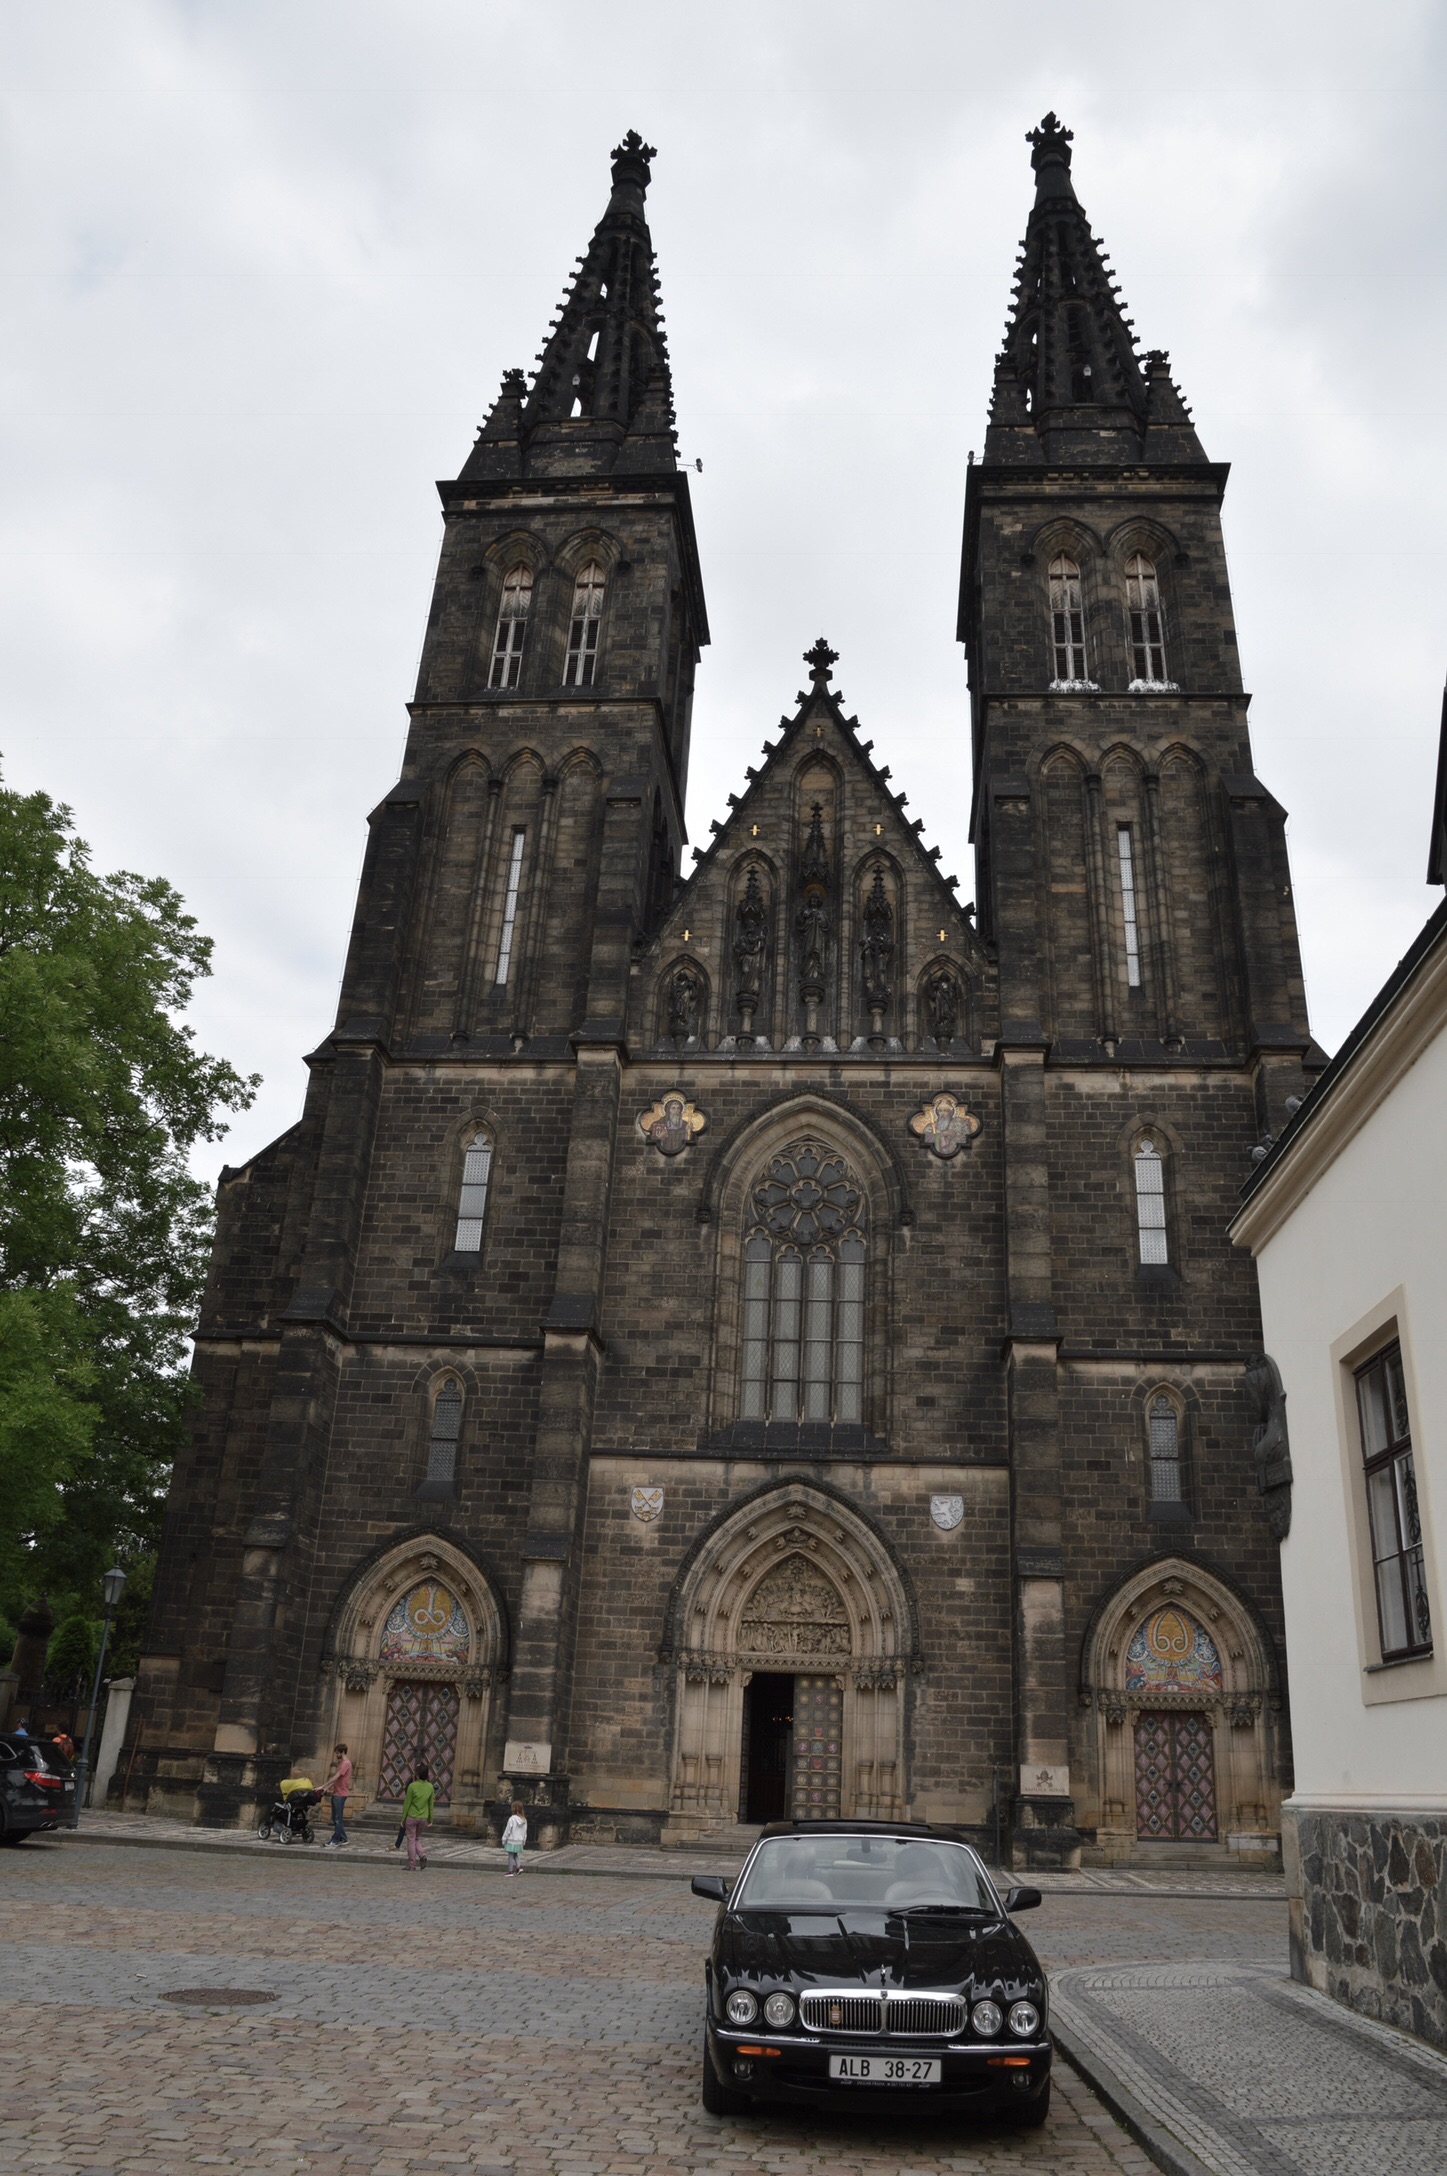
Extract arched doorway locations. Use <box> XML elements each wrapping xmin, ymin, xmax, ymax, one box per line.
<box><xmin>665</xmin><ymin>1484</ymin><xmax>911</xmax><ymax>1839</ymax></box>
<box><xmin>1079</xmin><ymin>1559</ymin><xmax>1281</xmax><ymax>1864</ymax></box>
<box><xmin>320</xmin><ymin>1536</ymin><xmax>506</xmax><ymax>1833</ymax></box>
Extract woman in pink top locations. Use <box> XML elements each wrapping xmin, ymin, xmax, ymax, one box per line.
<box><xmin>320</xmin><ymin>1744</ymin><xmax>353</xmax><ymax>1848</ymax></box>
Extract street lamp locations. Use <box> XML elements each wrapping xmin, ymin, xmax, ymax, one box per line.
<box><xmin>70</xmin><ymin>1565</ymin><xmax>127</xmax><ymax>1827</ymax></box>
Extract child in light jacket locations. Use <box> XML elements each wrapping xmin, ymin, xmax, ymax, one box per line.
<box><xmin>502</xmin><ymin>1801</ymin><xmax>528</xmax><ymax>1876</ymax></box>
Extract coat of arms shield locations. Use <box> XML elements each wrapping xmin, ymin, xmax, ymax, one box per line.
<box><xmin>630</xmin><ymin>1485</ymin><xmax>665</xmax><ymax>1524</ymax></box>
<box><xmin>930</xmin><ymin>1493</ymin><xmax>965</xmax><ymax>1531</ymax></box>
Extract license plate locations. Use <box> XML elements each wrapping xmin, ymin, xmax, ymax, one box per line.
<box><xmin>828</xmin><ymin>2054</ymin><xmax>941</xmax><ymax>2086</ymax></box>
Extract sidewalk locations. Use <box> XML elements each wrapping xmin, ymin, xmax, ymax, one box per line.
<box><xmin>1052</xmin><ymin>1960</ymin><xmax>1447</xmax><ymax>2176</ymax></box>
<box><xmin>64</xmin><ymin>1808</ymin><xmax>1287</xmax><ymax>1893</ymax></box>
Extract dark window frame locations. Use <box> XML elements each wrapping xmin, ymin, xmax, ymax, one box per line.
<box><xmin>1355</xmin><ymin>1342</ymin><xmax>1432</xmax><ymax>1662</ymax></box>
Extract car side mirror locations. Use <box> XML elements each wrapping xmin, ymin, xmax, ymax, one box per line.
<box><xmin>691</xmin><ymin>1874</ymin><xmax>728</xmax><ymax>1902</ymax></box>
<box><xmin>1004</xmin><ymin>1884</ymin><xmax>1042</xmax><ymax>1913</ymax></box>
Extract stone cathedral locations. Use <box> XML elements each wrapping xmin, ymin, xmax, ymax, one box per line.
<box><xmin>124</xmin><ymin>119</ymin><xmax>1321</xmax><ymax>1867</ymax></box>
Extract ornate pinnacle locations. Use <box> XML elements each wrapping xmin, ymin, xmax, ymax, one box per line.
<box><xmin>1027</xmin><ymin>112</ymin><xmax>1074</xmax><ymax>169</ymax></box>
<box><xmin>611</xmin><ymin>129</ymin><xmax>657</xmax><ymax>167</ymax></box>
<box><xmin>804</xmin><ymin>637</ymin><xmax>838</xmax><ymax>687</ymax></box>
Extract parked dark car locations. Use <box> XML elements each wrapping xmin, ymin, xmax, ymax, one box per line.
<box><xmin>692</xmin><ymin>1821</ymin><xmax>1051</xmax><ymax>2125</ymax></box>
<box><xmin>0</xmin><ymin>1735</ymin><xmax>75</xmax><ymax>1843</ymax></box>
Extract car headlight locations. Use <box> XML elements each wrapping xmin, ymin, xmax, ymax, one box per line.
<box><xmin>970</xmin><ymin>1999</ymin><xmax>1003</xmax><ymax>2037</ymax></box>
<box><xmin>763</xmin><ymin>1991</ymin><xmax>796</xmax><ymax>2028</ymax></box>
<box><xmin>725</xmin><ymin>1989</ymin><xmax>759</xmax><ymax>2026</ymax></box>
<box><xmin>1008</xmin><ymin>2000</ymin><xmax>1041</xmax><ymax>2038</ymax></box>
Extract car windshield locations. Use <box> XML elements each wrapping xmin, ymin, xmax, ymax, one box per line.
<box><xmin>733</xmin><ymin>1834</ymin><xmax>997</xmax><ymax>1912</ymax></box>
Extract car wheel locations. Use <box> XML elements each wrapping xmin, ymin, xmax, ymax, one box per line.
<box><xmin>700</xmin><ymin>2037</ymin><xmax>750</xmax><ymax>2116</ymax></box>
<box><xmin>1002</xmin><ymin>2077</ymin><xmax>1051</xmax><ymax>2128</ymax></box>
<box><xmin>0</xmin><ymin>1826</ymin><xmax>32</xmax><ymax>1846</ymax></box>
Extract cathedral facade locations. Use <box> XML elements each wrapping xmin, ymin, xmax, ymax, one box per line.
<box><xmin>123</xmin><ymin>119</ymin><xmax>1320</xmax><ymax>1866</ymax></box>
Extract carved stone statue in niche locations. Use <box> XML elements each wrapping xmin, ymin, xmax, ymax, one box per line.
<box><xmin>665</xmin><ymin>963</ymin><xmax>702</xmax><ymax>1045</ymax></box>
<box><xmin>732</xmin><ymin>866</ymin><xmax>768</xmax><ymax>1044</ymax></box>
<box><xmin>922</xmin><ymin>966</ymin><xmax>961</xmax><ymax>1050</ymax></box>
<box><xmin>1245</xmin><ymin>1352</ymin><xmax>1293</xmax><ymax>1540</ymax></box>
<box><xmin>860</xmin><ymin>867</ymin><xmax>894</xmax><ymax>1047</ymax></box>
<box><xmin>796</xmin><ymin>803</ymin><xmax>833</xmax><ymax>1047</ymax></box>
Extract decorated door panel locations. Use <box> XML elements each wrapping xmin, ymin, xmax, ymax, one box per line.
<box><xmin>379</xmin><ymin>1679</ymin><xmax>460</xmax><ymax>1806</ymax></box>
<box><xmin>1134</xmin><ymin>1708</ymin><xmax>1217</xmax><ymax>1840</ymax></box>
<box><xmin>791</xmin><ymin>1674</ymin><xmax>843</xmax><ymax>1818</ymax></box>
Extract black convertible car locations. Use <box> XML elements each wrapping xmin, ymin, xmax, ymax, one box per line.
<box><xmin>692</xmin><ymin>1821</ymin><xmax>1051</xmax><ymax>2125</ymax></box>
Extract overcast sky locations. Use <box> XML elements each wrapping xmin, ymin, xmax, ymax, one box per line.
<box><xmin>2</xmin><ymin>1</ymin><xmax>1444</xmax><ymax>1178</ymax></box>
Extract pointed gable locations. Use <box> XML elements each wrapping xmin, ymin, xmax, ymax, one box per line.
<box><xmin>637</xmin><ymin>642</ymin><xmax>988</xmax><ymax>1054</ymax></box>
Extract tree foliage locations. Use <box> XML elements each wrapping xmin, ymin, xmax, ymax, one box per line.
<box><xmin>0</xmin><ymin>777</ymin><xmax>256</xmax><ymax>1622</ymax></box>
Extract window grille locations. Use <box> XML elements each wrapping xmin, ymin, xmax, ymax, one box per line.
<box><xmin>1149</xmin><ymin>1395</ymin><xmax>1183</xmax><ymax>1501</ymax></box>
<box><xmin>1048</xmin><ymin>555</ymin><xmax>1089</xmax><ymax>684</ymax></box>
<box><xmin>564</xmin><ymin>562</ymin><xmax>606</xmax><ymax>687</ymax></box>
<box><xmin>1355</xmin><ymin>1344</ymin><xmax>1432</xmax><ymax>1660</ymax></box>
<box><xmin>1126</xmin><ymin>554</ymin><xmax>1168</xmax><ymax>684</ymax></box>
<box><xmin>1134</xmin><ymin>1138</ymin><xmax>1168</xmax><ymax>1265</ymax></box>
<box><xmin>453</xmin><ymin>1132</ymin><xmax>493</xmax><ymax>1253</ymax></box>
<box><xmin>738</xmin><ymin>1144</ymin><xmax>866</xmax><ymax>1426</ymax></box>
<box><xmin>488</xmin><ymin>565</ymin><xmax>533</xmax><ymax>689</ymax></box>
<box><xmin>495</xmin><ymin>830</ymin><xmax>526</xmax><ymax>985</ymax></box>
<box><xmin>1117</xmin><ymin>825</ymin><xmax>1142</xmax><ymax>987</ymax></box>
<box><xmin>425</xmin><ymin>1383</ymin><xmax>464</xmax><ymax>1487</ymax></box>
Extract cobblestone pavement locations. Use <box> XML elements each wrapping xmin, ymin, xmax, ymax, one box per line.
<box><xmin>0</xmin><ymin>1838</ymin><xmax>1155</xmax><ymax>2176</ymax></box>
<box><xmin>1050</xmin><ymin>1963</ymin><xmax>1447</xmax><ymax>2176</ymax></box>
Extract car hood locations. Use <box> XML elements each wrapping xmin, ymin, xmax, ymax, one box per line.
<box><xmin>718</xmin><ymin>1911</ymin><xmax>1040</xmax><ymax>1992</ymax></box>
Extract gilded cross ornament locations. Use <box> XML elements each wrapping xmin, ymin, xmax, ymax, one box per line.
<box><xmin>909</xmin><ymin>1091</ymin><xmax>983</xmax><ymax>1161</ymax></box>
<box><xmin>637</xmin><ymin>1093</ymin><xmax>707</xmax><ymax>1157</ymax></box>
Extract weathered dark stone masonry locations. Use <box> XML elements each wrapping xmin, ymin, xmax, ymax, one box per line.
<box><xmin>123</xmin><ymin>119</ymin><xmax>1321</xmax><ymax>1866</ymax></box>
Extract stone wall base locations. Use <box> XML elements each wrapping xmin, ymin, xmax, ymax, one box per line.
<box><xmin>1285</xmin><ymin>1802</ymin><xmax>1447</xmax><ymax>2052</ymax></box>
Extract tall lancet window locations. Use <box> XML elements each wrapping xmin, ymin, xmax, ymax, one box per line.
<box><xmin>1133</xmin><ymin>1136</ymin><xmax>1168</xmax><ymax>1265</ymax></box>
<box><xmin>1117</xmin><ymin>825</ymin><xmax>1143</xmax><ymax>987</ymax></box>
<box><xmin>1048</xmin><ymin>555</ymin><xmax>1089</xmax><ymax>685</ymax></box>
<box><xmin>494</xmin><ymin>830</ymin><xmax>526</xmax><ymax>985</ymax></box>
<box><xmin>1148</xmin><ymin>1394</ymin><xmax>1183</xmax><ymax>1502</ymax></box>
<box><xmin>1126</xmin><ymin>554</ymin><xmax>1169</xmax><ymax>685</ymax></box>
<box><xmin>564</xmin><ymin>562</ymin><xmax>607</xmax><ymax>686</ymax></box>
<box><xmin>488</xmin><ymin>564</ymin><xmax>533</xmax><ymax>689</ymax></box>
<box><xmin>739</xmin><ymin>1143</ymin><xmax>866</xmax><ymax>1426</ymax></box>
<box><xmin>424</xmin><ymin>1378</ymin><xmax>464</xmax><ymax>1491</ymax></box>
<box><xmin>453</xmin><ymin>1131</ymin><xmax>493</xmax><ymax>1253</ymax></box>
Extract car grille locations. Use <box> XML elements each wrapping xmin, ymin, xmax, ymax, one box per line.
<box><xmin>798</xmin><ymin>1991</ymin><xmax>967</xmax><ymax>2038</ymax></box>
<box><xmin>886</xmin><ymin>1995</ymin><xmax>967</xmax><ymax>2036</ymax></box>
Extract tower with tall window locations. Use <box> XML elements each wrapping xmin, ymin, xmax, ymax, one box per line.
<box><xmin>958</xmin><ymin>110</ymin><xmax>1320</xmax><ymax>1864</ymax></box>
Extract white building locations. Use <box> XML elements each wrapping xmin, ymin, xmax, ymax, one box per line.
<box><xmin>1230</xmin><ymin>725</ymin><xmax>1447</xmax><ymax>2050</ymax></box>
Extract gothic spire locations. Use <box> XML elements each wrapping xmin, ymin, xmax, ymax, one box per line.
<box><xmin>459</xmin><ymin>131</ymin><xmax>677</xmax><ymax>482</ymax></box>
<box><xmin>985</xmin><ymin>115</ymin><xmax>1205</xmax><ymax>466</ymax></box>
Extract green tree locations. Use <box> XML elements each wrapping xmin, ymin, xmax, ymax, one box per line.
<box><xmin>45</xmin><ymin>1613</ymin><xmax>96</xmax><ymax>1691</ymax></box>
<box><xmin>0</xmin><ymin>776</ymin><xmax>256</xmax><ymax>1615</ymax></box>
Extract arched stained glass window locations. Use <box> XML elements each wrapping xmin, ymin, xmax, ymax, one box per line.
<box><xmin>739</xmin><ymin>1143</ymin><xmax>866</xmax><ymax>1426</ymax></box>
<box><xmin>1126</xmin><ymin>553</ymin><xmax>1168</xmax><ymax>684</ymax></box>
<box><xmin>1149</xmin><ymin>1394</ymin><xmax>1183</xmax><ymax>1501</ymax></box>
<box><xmin>1134</xmin><ymin>1136</ymin><xmax>1168</xmax><ymax>1265</ymax></box>
<box><xmin>1048</xmin><ymin>554</ymin><xmax>1088</xmax><ymax>684</ymax></box>
<box><xmin>488</xmin><ymin>564</ymin><xmax>533</xmax><ymax>689</ymax></box>
<box><xmin>564</xmin><ymin>562</ymin><xmax>607</xmax><ymax>686</ymax></box>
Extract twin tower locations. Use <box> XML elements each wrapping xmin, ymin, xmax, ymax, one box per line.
<box><xmin>128</xmin><ymin>120</ymin><xmax>1317</xmax><ymax>1867</ymax></box>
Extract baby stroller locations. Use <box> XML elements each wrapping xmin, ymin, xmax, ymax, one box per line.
<box><xmin>257</xmin><ymin>1783</ymin><xmax>322</xmax><ymax>1844</ymax></box>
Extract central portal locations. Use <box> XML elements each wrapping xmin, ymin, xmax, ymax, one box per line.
<box><xmin>741</xmin><ymin>1672</ymin><xmax>794</xmax><ymax>1822</ymax></box>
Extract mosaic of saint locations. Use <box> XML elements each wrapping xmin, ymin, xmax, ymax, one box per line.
<box><xmin>1125</xmin><ymin>1607</ymin><xmax>1222</xmax><ymax>1692</ymax></box>
<box><xmin>380</xmin><ymin>1581</ymin><xmax>470</xmax><ymax>1665</ymax></box>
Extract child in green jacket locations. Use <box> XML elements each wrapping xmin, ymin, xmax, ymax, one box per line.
<box><xmin>402</xmin><ymin>1763</ymin><xmax>435</xmax><ymax>1870</ymax></box>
